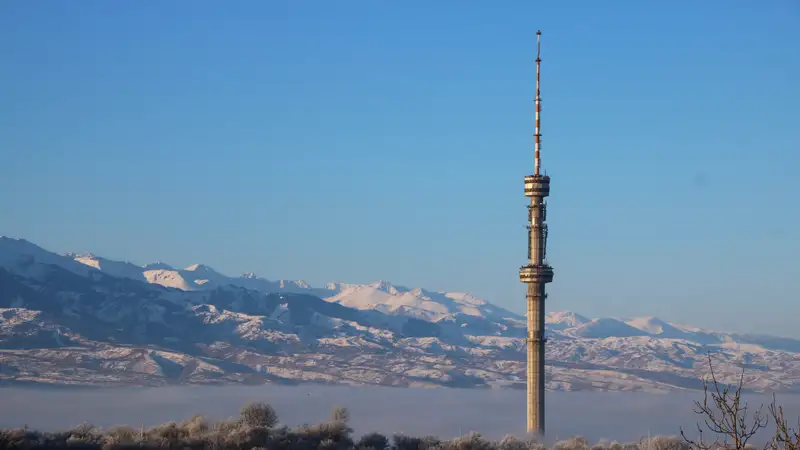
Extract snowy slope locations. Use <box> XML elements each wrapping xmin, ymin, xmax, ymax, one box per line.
<box><xmin>625</xmin><ymin>316</ymin><xmax>691</xmax><ymax>339</ymax></box>
<box><xmin>546</xmin><ymin>311</ymin><xmax>589</xmax><ymax>330</ymax></box>
<box><xmin>71</xmin><ymin>253</ymin><xmax>148</xmax><ymax>282</ymax></box>
<box><xmin>567</xmin><ymin>318</ymin><xmax>650</xmax><ymax>339</ymax></box>
<box><xmin>325</xmin><ymin>281</ymin><xmax>521</xmax><ymax>323</ymax></box>
<box><xmin>68</xmin><ymin>252</ymin><xmax>318</xmax><ymax>295</ymax></box>
<box><xmin>0</xmin><ymin>237</ymin><xmax>97</xmax><ymax>278</ymax></box>
<box><xmin>64</xmin><ymin>248</ymin><xmax>519</xmax><ymax>324</ymax></box>
<box><xmin>3</xmin><ymin>235</ymin><xmax>800</xmax><ymax>392</ymax></box>
<box><xmin>2</xmin><ymin>252</ymin><xmax>799</xmax><ymax>392</ymax></box>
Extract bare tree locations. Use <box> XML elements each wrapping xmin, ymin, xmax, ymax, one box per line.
<box><xmin>680</xmin><ymin>353</ymin><xmax>768</xmax><ymax>450</ymax></box>
<box><xmin>768</xmin><ymin>393</ymin><xmax>800</xmax><ymax>450</ymax></box>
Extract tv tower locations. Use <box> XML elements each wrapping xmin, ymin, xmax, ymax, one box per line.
<box><xmin>519</xmin><ymin>29</ymin><xmax>554</xmax><ymax>435</ymax></box>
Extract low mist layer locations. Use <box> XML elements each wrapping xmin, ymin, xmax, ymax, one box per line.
<box><xmin>2</xmin><ymin>386</ymin><xmax>799</xmax><ymax>444</ymax></box>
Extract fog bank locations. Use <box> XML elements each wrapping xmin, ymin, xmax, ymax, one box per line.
<box><xmin>1</xmin><ymin>386</ymin><xmax>799</xmax><ymax>444</ymax></box>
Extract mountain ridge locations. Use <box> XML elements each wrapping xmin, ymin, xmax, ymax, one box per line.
<box><xmin>1</xmin><ymin>235</ymin><xmax>798</xmax><ymax>392</ymax></box>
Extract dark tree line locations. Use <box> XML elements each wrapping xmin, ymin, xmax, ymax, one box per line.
<box><xmin>0</xmin><ymin>401</ymin><xmax>688</xmax><ymax>450</ymax></box>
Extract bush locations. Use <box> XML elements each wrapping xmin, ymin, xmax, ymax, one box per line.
<box><xmin>240</xmin><ymin>401</ymin><xmax>280</xmax><ymax>428</ymax></box>
<box><xmin>358</xmin><ymin>432</ymin><xmax>389</xmax><ymax>450</ymax></box>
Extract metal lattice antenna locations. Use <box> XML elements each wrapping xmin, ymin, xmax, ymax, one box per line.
<box><xmin>534</xmin><ymin>30</ymin><xmax>542</xmax><ymax>176</ymax></box>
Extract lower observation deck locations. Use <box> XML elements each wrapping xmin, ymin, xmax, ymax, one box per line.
<box><xmin>519</xmin><ymin>264</ymin><xmax>554</xmax><ymax>284</ymax></box>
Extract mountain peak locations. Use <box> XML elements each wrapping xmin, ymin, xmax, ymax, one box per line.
<box><xmin>184</xmin><ymin>264</ymin><xmax>217</xmax><ymax>273</ymax></box>
<box><xmin>444</xmin><ymin>292</ymin><xmax>486</xmax><ymax>306</ymax></box>
<box><xmin>369</xmin><ymin>280</ymin><xmax>400</xmax><ymax>294</ymax></box>
<box><xmin>0</xmin><ymin>237</ymin><xmax>96</xmax><ymax>277</ymax></box>
<box><xmin>143</xmin><ymin>261</ymin><xmax>173</xmax><ymax>271</ymax></box>
<box><xmin>570</xmin><ymin>318</ymin><xmax>650</xmax><ymax>339</ymax></box>
<box><xmin>546</xmin><ymin>311</ymin><xmax>590</xmax><ymax>329</ymax></box>
<box><xmin>67</xmin><ymin>251</ymin><xmax>95</xmax><ymax>259</ymax></box>
<box><xmin>625</xmin><ymin>316</ymin><xmax>685</xmax><ymax>337</ymax></box>
<box><xmin>278</xmin><ymin>279</ymin><xmax>310</xmax><ymax>290</ymax></box>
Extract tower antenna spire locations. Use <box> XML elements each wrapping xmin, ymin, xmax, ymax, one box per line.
<box><xmin>534</xmin><ymin>30</ymin><xmax>542</xmax><ymax>176</ymax></box>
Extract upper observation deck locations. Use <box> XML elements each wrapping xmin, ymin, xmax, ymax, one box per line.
<box><xmin>524</xmin><ymin>174</ymin><xmax>550</xmax><ymax>198</ymax></box>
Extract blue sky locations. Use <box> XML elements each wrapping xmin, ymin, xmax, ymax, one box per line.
<box><xmin>1</xmin><ymin>1</ymin><xmax>798</xmax><ymax>336</ymax></box>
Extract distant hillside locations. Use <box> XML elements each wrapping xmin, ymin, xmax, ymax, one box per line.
<box><xmin>1</xmin><ymin>235</ymin><xmax>798</xmax><ymax>392</ymax></box>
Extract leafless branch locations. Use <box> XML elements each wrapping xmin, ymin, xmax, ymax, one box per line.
<box><xmin>680</xmin><ymin>353</ymin><xmax>768</xmax><ymax>450</ymax></box>
<box><xmin>768</xmin><ymin>392</ymin><xmax>800</xmax><ymax>450</ymax></box>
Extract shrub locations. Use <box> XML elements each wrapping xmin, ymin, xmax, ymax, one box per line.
<box><xmin>104</xmin><ymin>426</ymin><xmax>140</xmax><ymax>445</ymax></box>
<box><xmin>240</xmin><ymin>402</ymin><xmax>279</xmax><ymax>428</ymax></box>
<box><xmin>554</xmin><ymin>437</ymin><xmax>590</xmax><ymax>450</ymax></box>
<box><xmin>358</xmin><ymin>432</ymin><xmax>389</xmax><ymax>450</ymax></box>
<box><xmin>332</xmin><ymin>407</ymin><xmax>350</xmax><ymax>424</ymax></box>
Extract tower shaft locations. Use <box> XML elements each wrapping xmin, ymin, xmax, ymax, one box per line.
<box><xmin>519</xmin><ymin>29</ymin><xmax>553</xmax><ymax>436</ymax></box>
<box><xmin>526</xmin><ymin>279</ymin><xmax>546</xmax><ymax>433</ymax></box>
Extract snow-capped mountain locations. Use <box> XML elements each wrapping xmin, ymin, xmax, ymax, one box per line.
<box><xmin>0</xmin><ymin>238</ymin><xmax>95</xmax><ymax>278</ymax></box>
<box><xmin>325</xmin><ymin>281</ymin><xmax>521</xmax><ymax>323</ymax></box>
<box><xmin>567</xmin><ymin>318</ymin><xmax>650</xmax><ymax>339</ymax></box>
<box><xmin>64</xmin><ymin>251</ymin><xmax>324</xmax><ymax>295</ymax></box>
<box><xmin>545</xmin><ymin>311</ymin><xmax>589</xmax><ymax>330</ymax></box>
<box><xmin>1</xmin><ymin>235</ymin><xmax>799</xmax><ymax>393</ymax></box>
<box><xmin>69</xmin><ymin>253</ymin><xmax>148</xmax><ymax>282</ymax></box>
<box><xmin>57</xmin><ymin>246</ymin><xmax>521</xmax><ymax>325</ymax></box>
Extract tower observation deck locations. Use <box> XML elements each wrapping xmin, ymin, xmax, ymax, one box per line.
<box><xmin>519</xmin><ymin>30</ymin><xmax>554</xmax><ymax>435</ymax></box>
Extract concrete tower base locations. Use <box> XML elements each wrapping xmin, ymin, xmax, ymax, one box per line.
<box><xmin>526</xmin><ymin>284</ymin><xmax>546</xmax><ymax>434</ymax></box>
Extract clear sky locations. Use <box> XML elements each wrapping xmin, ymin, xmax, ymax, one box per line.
<box><xmin>1</xmin><ymin>1</ymin><xmax>798</xmax><ymax>336</ymax></box>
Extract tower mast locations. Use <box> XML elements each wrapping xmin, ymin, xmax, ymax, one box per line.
<box><xmin>520</xmin><ymin>29</ymin><xmax>554</xmax><ymax>435</ymax></box>
<box><xmin>534</xmin><ymin>30</ymin><xmax>542</xmax><ymax>176</ymax></box>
